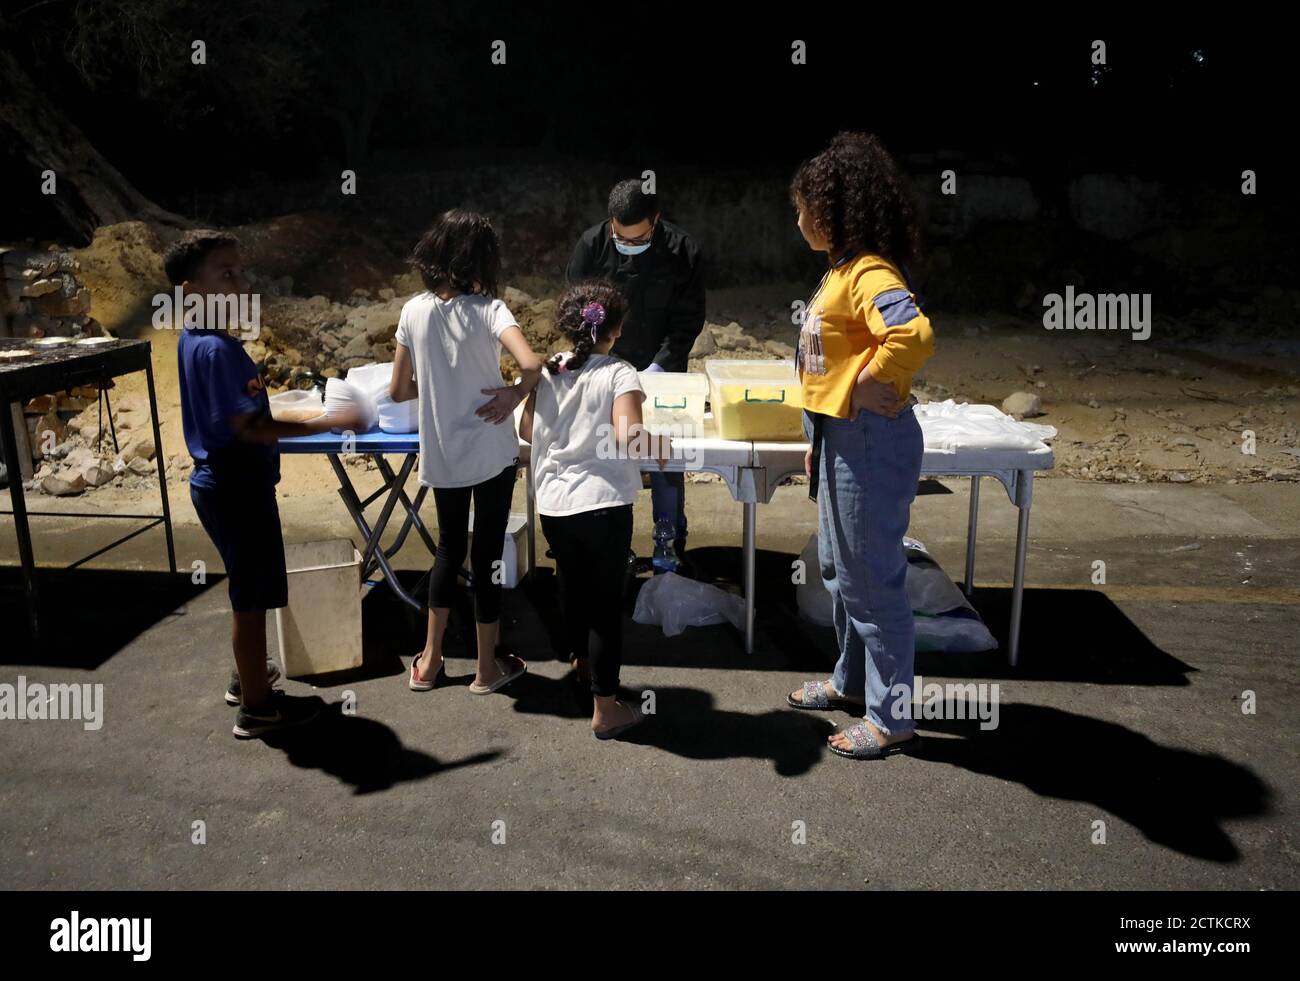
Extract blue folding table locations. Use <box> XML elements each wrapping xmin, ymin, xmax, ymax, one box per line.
<box><xmin>279</xmin><ymin>429</ymin><xmax>437</xmax><ymax>611</ymax></box>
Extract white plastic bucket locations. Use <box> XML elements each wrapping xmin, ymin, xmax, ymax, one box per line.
<box><xmin>275</xmin><ymin>539</ymin><xmax>364</xmax><ymax>677</ymax></box>
<box><xmin>466</xmin><ymin>511</ymin><xmax>530</xmax><ymax>589</ymax></box>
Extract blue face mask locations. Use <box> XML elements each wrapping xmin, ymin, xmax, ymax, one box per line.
<box><xmin>614</xmin><ymin>239</ymin><xmax>652</xmax><ymax>256</ymax></box>
<box><xmin>612</xmin><ymin>222</ymin><xmax>655</xmax><ymax>256</ymax></box>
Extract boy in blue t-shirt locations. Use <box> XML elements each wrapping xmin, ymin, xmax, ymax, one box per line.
<box><xmin>166</xmin><ymin>230</ymin><xmax>363</xmax><ymax>739</ymax></box>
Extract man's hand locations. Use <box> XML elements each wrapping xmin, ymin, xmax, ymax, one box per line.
<box><xmin>804</xmin><ymin>446</ymin><xmax>812</xmax><ymax>478</ymax></box>
<box><xmin>476</xmin><ymin>385</ymin><xmax>521</xmax><ymax>425</ymax></box>
<box><xmin>851</xmin><ymin>368</ymin><xmax>901</xmax><ymax>418</ymax></box>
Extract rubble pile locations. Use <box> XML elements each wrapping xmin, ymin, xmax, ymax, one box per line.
<box><xmin>2</xmin><ymin>247</ymin><xmax>108</xmax><ymax>339</ymax></box>
<box><xmin>21</xmin><ymin>396</ymin><xmax>192</xmax><ymax>497</ymax></box>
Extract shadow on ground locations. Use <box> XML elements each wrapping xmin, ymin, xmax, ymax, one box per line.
<box><xmin>261</xmin><ymin>701</ymin><xmax>502</xmax><ymax>795</ymax></box>
<box><xmin>0</xmin><ymin>567</ymin><xmax>211</xmax><ymax>667</ymax></box>
<box><xmin>519</xmin><ymin>545</ymin><xmax>1194</xmax><ymax>686</ymax></box>
<box><xmin>917</xmin><ymin>699</ymin><xmax>1272</xmax><ymax>862</ymax></box>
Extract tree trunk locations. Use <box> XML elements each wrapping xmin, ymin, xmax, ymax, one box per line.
<box><xmin>0</xmin><ymin>48</ymin><xmax>187</xmax><ymax>243</ymax></box>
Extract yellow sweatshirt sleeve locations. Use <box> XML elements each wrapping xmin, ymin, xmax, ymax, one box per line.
<box><xmin>851</xmin><ymin>268</ymin><xmax>935</xmax><ymax>388</ymax></box>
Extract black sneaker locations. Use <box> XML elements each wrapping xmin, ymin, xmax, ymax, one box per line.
<box><xmin>226</xmin><ymin>659</ymin><xmax>282</xmax><ymax>706</ymax></box>
<box><xmin>232</xmin><ymin>691</ymin><xmax>322</xmax><ymax>740</ymax></box>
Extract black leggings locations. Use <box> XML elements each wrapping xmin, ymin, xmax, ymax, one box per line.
<box><xmin>540</xmin><ymin>505</ymin><xmax>633</xmax><ymax>697</ymax></box>
<box><xmin>428</xmin><ymin>463</ymin><xmax>517</xmax><ymax>623</ymax></box>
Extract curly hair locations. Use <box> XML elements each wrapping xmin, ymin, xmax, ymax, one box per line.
<box><xmin>163</xmin><ymin>229</ymin><xmax>239</xmax><ymax>285</ymax></box>
<box><xmin>409</xmin><ymin>209</ymin><xmax>500</xmax><ymax>296</ymax></box>
<box><xmin>790</xmin><ymin>132</ymin><xmax>922</xmax><ymax>269</ymax></box>
<box><xmin>546</xmin><ymin>280</ymin><xmax>627</xmax><ymax>375</ymax></box>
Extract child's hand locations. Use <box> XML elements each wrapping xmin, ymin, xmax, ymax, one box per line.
<box><xmin>326</xmin><ymin>405</ymin><xmax>366</xmax><ymax>434</ymax></box>
<box><xmin>852</xmin><ymin>373</ymin><xmax>901</xmax><ymax>418</ymax></box>
<box><xmin>476</xmin><ymin>385</ymin><xmax>521</xmax><ymax>425</ymax></box>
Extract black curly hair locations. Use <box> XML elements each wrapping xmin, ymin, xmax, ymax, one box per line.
<box><xmin>790</xmin><ymin>132</ymin><xmax>922</xmax><ymax>270</ymax></box>
<box><xmin>546</xmin><ymin>280</ymin><xmax>627</xmax><ymax>375</ymax></box>
<box><xmin>409</xmin><ymin>209</ymin><xmax>500</xmax><ymax>296</ymax></box>
<box><xmin>163</xmin><ymin>229</ymin><xmax>240</xmax><ymax>285</ymax></box>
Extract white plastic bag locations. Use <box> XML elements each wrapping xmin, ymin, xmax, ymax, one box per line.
<box><xmin>795</xmin><ymin>534</ymin><xmax>997</xmax><ymax>653</ymax></box>
<box><xmin>345</xmin><ymin>361</ymin><xmax>418</xmax><ymax>433</ymax></box>
<box><xmin>916</xmin><ymin>399</ymin><xmax>1057</xmax><ymax>452</ymax></box>
<box><xmin>324</xmin><ymin>377</ymin><xmax>377</xmax><ymax>433</ymax></box>
<box><xmin>633</xmin><ymin>572</ymin><xmax>746</xmax><ymax>637</ymax></box>
<box><xmin>269</xmin><ymin>388</ymin><xmax>325</xmax><ymax>423</ymax></box>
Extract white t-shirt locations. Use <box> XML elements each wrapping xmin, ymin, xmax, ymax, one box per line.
<box><xmin>531</xmin><ymin>353</ymin><xmax>645</xmax><ymax>517</ymax></box>
<box><xmin>394</xmin><ymin>292</ymin><xmax>520</xmax><ymax>488</ymax></box>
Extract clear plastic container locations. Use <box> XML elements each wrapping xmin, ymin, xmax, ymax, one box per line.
<box><xmin>638</xmin><ymin>371</ymin><xmax>709</xmax><ymax>436</ymax></box>
<box><xmin>704</xmin><ymin>359</ymin><xmax>804</xmax><ymax>440</ymax></box>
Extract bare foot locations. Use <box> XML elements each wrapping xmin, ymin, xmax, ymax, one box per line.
<box><xmin>828</xmin><ymin>719</ymin><xmax>913</xmax><ymax>753</ymax></box>
<box><xmin>412</xmin><ymin>649</ymin><xmax>443</xmax><ymax>684</ymax></box>
<box><xmin>474</xmin><ymin>653</ymin><xmax>524</xmax><ymax>689</ymax></box>
<box><xmin>592</xmin><ymin>699</ymin><xmax>641</xmax><ymax>736</ymax></box>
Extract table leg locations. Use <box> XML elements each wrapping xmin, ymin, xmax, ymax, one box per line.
<box><xmin>359</xmin><ymin>454</ymin><xmax>414</xmax><ymax>575</ymax></box>
<box><xmin>373</xmin><ymin>456</ymin><xmax>436</xmax><ymax>554</ymax></box>
<box><xmin>525</xmin><ymin>455</ymin><xmax>536</xmax><ymax>580</ymax></box>
<box><xmin>145</xmin><ymin>360</ymin><xmax>176</xmax><ymax>573</ymax></box>
<box><xmin>963</xmin><ymin>475</ymin><xmax>980</xmax><ymax>596</ymax></box>
<box><xmin>1008</xmin><ymin>501</ymin><xmax>1031</xmax><ymax>667</ymax></box>
<box><xmin>327</xmin><ymin>453</ymin><xmax>423</xmax><ymax>612</ymax></box>
<box><xmin>743</xmin><ymin>501</ymin><xmax>756</xmax><ymax>654</ymax></box>
<box><xmin>1</xmin><ymin>403</ymin><xmax>39</xmax><ymax>639</ymax></box>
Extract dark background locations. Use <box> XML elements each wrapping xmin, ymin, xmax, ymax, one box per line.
<box><xmin>1</xmin><ymin>3</ymin><xmax>1295</xmax><ymax>314</ymax></box>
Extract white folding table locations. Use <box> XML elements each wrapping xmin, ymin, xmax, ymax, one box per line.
<box><xmin>519</xmin><ymin>413</ymin><xmax>1053</xmax><ymax>663</ymax></box>
<box><xmin>748</xmin><ymin>438</ymin><xmax>1054</xmax><ymax>665</ymax></box>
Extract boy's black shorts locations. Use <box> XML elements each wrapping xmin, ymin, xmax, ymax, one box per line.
<box><xmin>191</xmin><ymin>481</ymin><xmax>288</xmax><ymax>612</ymax></box>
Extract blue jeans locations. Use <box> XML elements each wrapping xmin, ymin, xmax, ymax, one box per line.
<box><xmin>649</xmin><ymin>469</ymin><xmax>688</xmax><ymax>554</ymax></box>
<box><xmin>806</xmin><ymin>406</ymin><xmax>923</xmax><ymax>735</ymax></box>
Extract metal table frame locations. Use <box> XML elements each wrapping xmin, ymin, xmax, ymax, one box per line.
<box><xmin>1</xmin><ymin>338</ymin><xmax>176</xmax><ymax>640</ymax></box>
<box><xmin>279</xmin><ymin>431</ymin><xmax>434</xmax><ymax>611</ymax></box>
<box><xmin>285</xmin><ymin>425</ymin><xmax>1050</xmax><ymax>664</ymax></box>
<box><xmin>748</xmin><ymin>446</ymin><xmax>1051</xmax><ymax>666</ymax></box>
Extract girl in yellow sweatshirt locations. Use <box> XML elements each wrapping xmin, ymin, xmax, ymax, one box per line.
<box><xmin>785</xmin><ymin>132</ymin><xmax>936</xmax><ymax>760</ymax></box>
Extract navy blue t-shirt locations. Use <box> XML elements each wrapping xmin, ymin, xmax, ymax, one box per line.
<box><xmin>177</xmin><ymin>327</ymin><xmax>280</xmax><ymax>490</ymax></box>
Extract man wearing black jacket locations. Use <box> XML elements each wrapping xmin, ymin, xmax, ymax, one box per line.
<box><xmin>566</xmin><ymin>179</ymin><xmax>705</xmax><ymax>565</ymax></box>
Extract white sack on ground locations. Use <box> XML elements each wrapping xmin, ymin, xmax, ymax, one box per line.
<box><xmin>796</xmin><ymin>535</ymin><xmax>997</xmax><ymax>653</ymax></box>
<box><xmin>634</xmin><ymin>572</ymin><xmax>746</xmax><ymax>637</ymax></box>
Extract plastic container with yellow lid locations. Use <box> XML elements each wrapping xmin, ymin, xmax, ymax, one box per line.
<box><xmin>705</xmin><ymin>359</ymin><xmax>804</xmax><ymax>441</ymax></box>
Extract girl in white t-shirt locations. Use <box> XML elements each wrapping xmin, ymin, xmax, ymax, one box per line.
<box><xmin>390</xmin><ymin>210</ymin><xmax>543</xmax><ymax>697</ymax></box>
<box><xmin>520</xmin><ymin>281</ymin><xmax>669</xmax><ymax>740</ymax></box>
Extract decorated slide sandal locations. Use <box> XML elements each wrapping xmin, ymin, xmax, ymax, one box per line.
<box><xmin>786</xmin><ymin>680</ymin><xmax>860</xmax><ymax>712</ymax></box>
<box><xmin>828</xmin><ymin>723</ymin><xmax>921</xmax><ymax>761</ymax></box>
<box><xmin>468</xmin><ymin>654</ymin><xmax>527</xmax><ymax>695</ymax></box>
